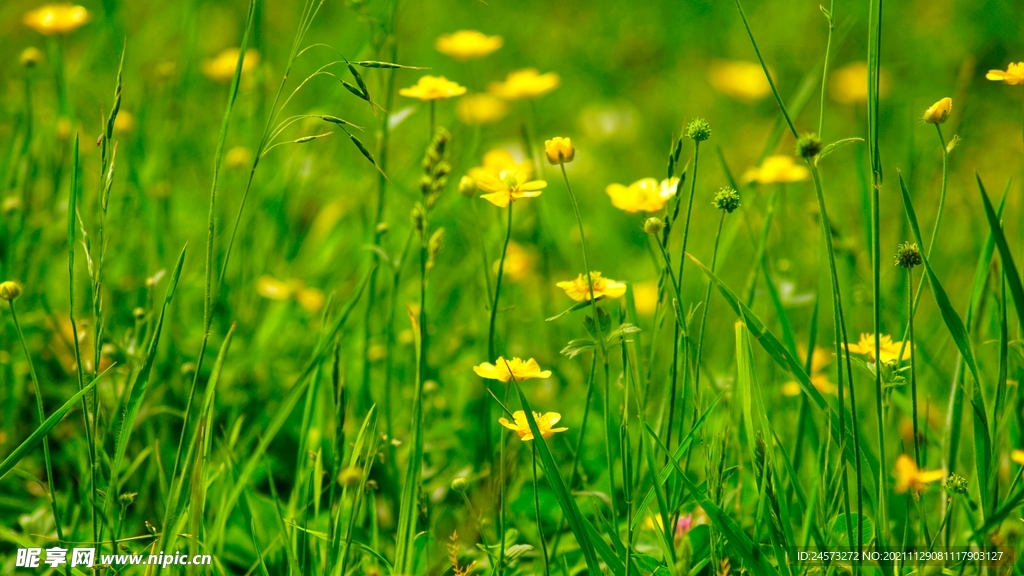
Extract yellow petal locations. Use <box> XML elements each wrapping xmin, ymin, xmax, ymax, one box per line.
<box><xmin>480</xmin><ymin>192</ymin><xmax>511</xmax><ymax>208</ymax></box>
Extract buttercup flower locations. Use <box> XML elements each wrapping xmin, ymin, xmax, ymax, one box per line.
<box><xmin>606</xmin><ymin>177</ymin><xmax>678</xmax><ymax>213</ymax></box>
<box><xmin>468</xmin><ymin>149</ymin><xmax>533</xmax><ymax>182</ymax></box>
<box><xmin>495</xmin><ymin>241</ymin><xmax>533</xmax><ymax>282</ymax></box>
<box><xmin>435</xmin><ymin>30</ymin><xmax>503</xmax><ymax>60</ymax></box>
<box><xmin>23</xmin><ymin>4</ymin><xmax>91</xmax><ymax>35</ymax></box>
<box><xmin>456</xmin><ymin>94</ymin><xmax>509</xmax><ymax>125</ymax></box>
<box><xmin>473</xmin><ymin>357</ymin><xmax>552</xmax><ymax>383</ymax></box>
<box><xmin>743</xmin><ymin>155</ymin><xmax>810</xmax><ymax>185</ymax></box>
<box><xmin>499</xmin><ymin>410</ymin><xmax>568</xmax><ymax>441</ymax></box>
<box><xmin>1012</xmin><ymin>449</ymin><xmax>1024</xmax><ymax>465</ymax></box>
<box><xmin>986</xmin><ymin>63</ymin><xmax>1024</xmax><ymax>85</ymax></box>
<box><xmin>488</xmin><ymin>68</ymin><xmax>560</xmax><ymax>100</ymax></box>
<box><xmin>632</xmin><ymin>280</ymin><xmax>660</xmax><ymax>316</ymax></box>
<box><xmin>476</xmin><ymin>170</ymin><xmax>546</xmax><ymax>208</ymax></box>
<box><xmin>895</xmin><ymin>454</ymin><xmax>945</xmax><ymax>493</ymax></box>
<box><xmin>257</xmin><ymin>276</ymin><xmax>294</xmax><ymax>300</ymax></box>
<box><xmin>922</xmin><ymin>97</ymin><xmax>952</xmax><ymax>124</ymax></box>
<box><xmin>113</xmin><ymin>111</ymin><xmax>135</xmax><ymax>135</ymax></box>
<box><xmin>202</xmin><ymin>48</ymin><xmax>260</xmax><ymax>82</ymax></box>
<box><xmin>399</xmin><ymin>75</ymin><xmax>467</xmax><ymax>101</ymax></box>
<box><xmin>782</xmin><ymin>347</ymin><xmax>836</xmax><ymax>396</ymax></box>
<box><xmin>557</xmin><ymin>272</ymin><xmax>627</xmax><ymax>302</ymax></box>
<box><xmin>0</xmin><ymin>281</ymin><xmax>23</xmax><ymax>301</ymax></box>
<box><xmin>830</xmin><ymin>61</ymin><xmax>890</xmax><ymax>104</ymax></box>
<box><xmin>707</xmin><ymin>60</ymin><xmax>772</xmax><ymax>101</ymax></box>
<box><xmin>226</xmin><ymin>146</ymin><xmax>253</xmax><ymax>168</ymax></box>
<box><xmin>20</xmin><ymin>47</ymin><xmax>44</xmax><ymax>68</ymax></box>
<box><xmin>544</xmin><ymin>137</ymin><xmax>575</xmax><ymax>165</ymax></box>
<box><xmin>845</xmin><ymin>333</ymin><xmax>910</xmax><ymax>363</ymax></box>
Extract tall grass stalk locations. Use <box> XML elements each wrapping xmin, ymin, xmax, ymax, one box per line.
<box><xmin>530</xmin><ymin>443</ymin><xmax>551</xmax><ymax>575</ymax></box>
<box><xmin>490</xmin><ymin>202</ymin><xmax>514</xmax><ymax>576</ymax></box>
<box><xmin>907</xmin><ymin>266</ymin><xmax>921</xmax><ymax>466</ymax></box>
<box><xmin>692</xmin><ymin>210</ymin><xmax>726</xmax><ymax>421</ymax></box>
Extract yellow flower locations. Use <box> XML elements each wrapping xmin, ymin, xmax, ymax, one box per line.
<box><xmin>202</xmin><ymin>48</ymin><xmax>260</xmax><ymax>83</ymax></box>
<box><xmin>1012</xmin><ymin>450</ymin><xmax>1024</xmax><ymax>465</ymax></box>
<box><xmin>296</xmin><ymin>287</ymin><xmax>325</xmax><ymax>313</ymax></box>
<box><xmin>113</xmin><ymin>111</ymin><xmax>135</xmax><ymax>135</ymax></box>
<box><xmin>544</xmin><ymin>137</ymin><xmax>575</xmax><ymax>165</ymax></box>
<box><xmin>226</xmin><ymin>146</ymin><xmax>253</xmax><ymax>168</ymax></box>
<box><xmin>743</xmin><ymin>155</ymin><xmax>810</xmax><ymax>185</ymax></box>
<box><xmin>435</xmin><ymin>30</ymin><xmax>503</xmax><ymax>60</ymax></box>
<box><xmin>468</xmin><ymin>149</ymin><xmax>533</xmax><ymax>182</ymax></box>
<box><xmin>632</xmin><ymin>280</ymin><xmax>660</xmax><ymax>316</ymax></box>
<box><xmin>894</xmin><ymin>454</ymin><xmax>945</xmax><ymax>494</ymax></box>
<box><xmin>557</xmin><ymin>272</ymin><xmax>627</xmax><ymax>302</ymax></box>
<box><xmin>476</xmin><ymin>170</ymin><xmax>546</xmax><ymax>208</ymax></box>
<box><xmin>20</xmin><ymin>47</ymin><xmax>44</xmax><ymax>68</ymax></box>
<box><xmin>456</xmin><ymin>93</ymin><xmax>509</xmax><ymax>125</ymax></box>
<box><xmin>473</xmin><ymin>356</ymin><xmax>552</xmax><ymax>383</ymax></box>
<box><xmin>783</xmin><ymin>347</ymin><xmax>836</xmax><ymax>396</ymax></box>
<box><xmin>499</xmin><ymin>410</ymin><xmax>568</xmax><ymax>441</ymax></box>
<box><xmin>986</xmin><ymin>62</ymin><xmax>1024</xmax><ymax>85</ymax></box>
<box><xmin>496</xmin><ymin>241</ymin><xmax>533</xmax><ymax>282</ymax></box>
<box><xmin>829</xmin><ymin>61</ymin><xmax>890</xmax><ymax>104</ymax></box>
<box><xmin>923</xmin><ymin>97</ymin><xmax>952</xmax><ymax>124</ymax></box>
<box><xmin>707</xmin><ymin>60</ymin><xmax>771</xmax><ymax>102</ymax></box>
<box><xmin>605</xmin><ymin>177</ymin><xmax>677</xmax><ymax>213</ymax></box>
<box><xmin>23</xmin><ymin>4</ymin><xmax>91</xmax><ymax>35</ymax></box>
<box><xmin>257</xmin><ymin>276</ymin><xmax>295</xmax><ymax>300</ymax></box>
<box><xmin>489</xmin><ymin>68</ymin><xmax>560</xmax><ymax>100</ymax></box>
<box><xmin>399</xmin><ymin>75</ymin><xmax>467</xmax><ymax>101</ymax></box>
<box><xmin>845</xmin><ymin>333</ymin><xmax>910</xmax><ymax>363</ymax></box>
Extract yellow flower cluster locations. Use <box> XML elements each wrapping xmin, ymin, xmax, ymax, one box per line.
<box><xmin>256</xmin><ymin>276</ymin><xmax>325</xmax><ymax>313</ymax></box>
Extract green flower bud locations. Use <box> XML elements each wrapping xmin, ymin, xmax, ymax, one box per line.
<box><xmin>712</xmin><ymin>187</ymin><xmax>741</xmax><ymax>213</ymax></box>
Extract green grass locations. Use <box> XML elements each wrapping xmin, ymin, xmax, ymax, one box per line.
<box><xmin>2</xmin><ymin>0</ymin><xmax>1024</xmax><ymax>574</ymax></box>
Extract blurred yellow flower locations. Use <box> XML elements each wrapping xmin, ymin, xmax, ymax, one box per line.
<box><xmin>456</xmin><ymin>93</ymin><xmax>509</xmax><ymax>125</ymax></box>
<box><xmin>707</xmin><ymin>60</ymin><xmax>771</xmax><ymax>102</ymax></box>
<box><xmin>399</xmin><ymin>75</ymin><xmax>466</xmax><ymax>101</ymax></box>
<box><xmin>296</xmin><ymin>287</ymin><xmax>325</xmax><ymax>313</ymax></box>
<box><xmin>476</xmin><ymin>170</ymin><xmax>546</xmax><ymax>208</ymax></box>
<box><xmin>743</xmin><ymin>155</ymin><xmax>809</xmax><ymax>185</ymax></box>
<box><xmin>473</xmin><ymin>356</ymin><xmax>552</xmax><ymax>382</ymax></box>
<box><xmin>922</xmin><ymin>97</ymin><xmax>952</xmax><ymax>124</ymax></box>
<box><xmin>226</xmin><ymin>146</ymin><xmax>253</xmax><ymax>168</ymax></box>
<box><xmin>544</xmin><ymin>137</ymin><xmax>575</xmax><ymax>165</ymax></box>
<box><xmin>782</xmin><ymin>346</ymin><xmax>836</xmax><ymax>396</ymax></box>
<box><xmin>113</xmin><ymin>111</ymin><xmax>135</xmax><ymax>135</ymax></box>
<box><xmin>557</xmin><ymin>272</ymin><xmax>627</xmax><ymax>302</ymax></box>
<box><xmin>203</xmin><ymin>48</ymin><xmax>260</xmax><ymax>82</ymax></box>
<box><xmin>632</xmin><ymin>280</ymin><xmax>660</xmax><ymax>316</ymax></box>
<box><xmin>499</xmin><ymin>410</ymin><xmax>568</xmax><ymax>441</ymax></box>
<box><xmin>257</xmin><ymin>276</ymin><xmax>294</xmax><ymax>300</ymax></box>
<box><xmin>605</xmin><ymin>177</ymin><xmax>677</xmax><ymax>213</ymax></box>
<box><xmin>23</xmin><ymin>4</ymin><xmax>91</xmax><ymax>35</ymax></box>
<box><xmin>829</xmin><ymin>61</ymin><xmax>890</xmax><ymax>104</ymax></box>
<box><xmin>894</xmin><ymin>454</ymin><xmax>945</xmax><ymax>493</ymax></box>
<box><xmin>845</xmin><ymin>333</ymin><xmax>910</xmax><ymax>363</ymax></box>
<box><xmin>435</xmin><ymin>30</ymin><xmax>503</xmax><ymax>60</ymax></box>
<box><xmin>496</xmin><ymin>241</ymin><xmax>533</xmax><ymax>282</ymax></box>
<box><xmin>20</xmin><ymin>47</ymin><xmax>44</xmax><ymax>68</ymax></box>
<box><xmin>1012</xmin><ymin>449</ymin><xmax>1024</xmax><ymax>465</ymax></box>
<box><xmin>468</xmin><ymin>149</ymin><xmax>533</xmax><ymax>182</ymax></box>
<box><xmin>489</xmin><ymin>68</ymin><xmax>560</xmax><ymax>100</ymax></box>
<box><xmin>986</xmin><ymin>62</ymin><xmax>1024</xmax><ymax>85</ymax></box>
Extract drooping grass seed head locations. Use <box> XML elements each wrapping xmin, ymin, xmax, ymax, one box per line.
<box><xmin>0</xmin><ymin>281</ymin><xmax>22</xmax><ymax>301</ymax></box>
<box><xmin>713</xmin><ymin>187</ymin><xmax>741</xmax><ymax>213</ymax></box>
<box><xmin>922</xmin><ymin>97</ymin><xmax>952</xmax><ymax>124</ymax></box>
<box><xmin>544</xmin><ymin>137</ymin><xmax>575</xmax><ymax>165</ymax></box>
<box><xmin>795</xmin><ymin>133</ymin><xmax>823</xmax><ymax>160</ymax></box>
<box><xmin>20</xmin><ymin>47</ymin><xmax>43</xmax><ymax>68</ymax></box>
<box><xmin>643</xmin><ymin>217</ymin><xmax>665</xmax><ymax>236</ymax></box>
<box><xmin>458</xmin><ymin>175</ymin><xmax>477</xmax><ymax>198</ymax></box>
<box><xmin>895</xmin><ymin>242</ymin><xmax>923</xmax><ymax>269</ymax></box>
<box><xmin>685</xmin><ymin>118</ymin><xmax>711</xmax><ymax>142</ymax></box>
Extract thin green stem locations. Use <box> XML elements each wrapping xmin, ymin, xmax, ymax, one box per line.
<box><xmin>693</xmin><ymin>211</ymin><xmax>726</xmax><ymax>413</ymax></box>
<box><xmin>870</xmin><ymin>166</ymin><xmax>890</xmax><ymax>542</ymax></box>
<box><xmin>818</xmin><ymin>0</ymin><xmax>835</xmax><ymax>138</ymax></box>
<box><xmin>531</xmin><ymin>443</ymin><xmax>550</xmax><ymax>575</ymax></box>
<box><xmin>908</xmin><ymin>269</ymin><xmax>921</xmax><ymax>467</ymax></box>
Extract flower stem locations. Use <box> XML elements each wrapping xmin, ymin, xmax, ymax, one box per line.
<box><xmin>531</xmin><ymin>443</ymin><xmax>551</xmax><ymax>575</ymax></box>
<box><xmin>488</xmin><ymin>203</ymin><xmax>513</xmax><ymax>575</ymax></box>
<box><xmin>908</xmin><ymin>269</ymin><xmax>921</xmax><ymax>467</ymax></box>
<box><xmin>692</xmin><ymin>211</ymin><xmax>726</xmax><ymax>414</ymax></box>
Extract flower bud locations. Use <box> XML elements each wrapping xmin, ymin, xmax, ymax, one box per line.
<box><xmin>944</xmin><ymin>473</ymin><xmax>968</xmax><ymax>495</ymax></box>
<box><xmin>685</xmin><ymin>118</ymin><xmax>711</xmax><ymax>142</ymax></box>
<box><xmin>713</xmin><ymin>187</ymin><xmax>741</xmax><ymax>213</ymax></box>
<box><xmin>923</xmin><ymin>97</ymin><xmax>952</xmax><ymax>125</ymax></box>
<box><xmin>643</xmin><ymin>217</ymin><xmax>665</xmax><ymax>236</ymax></box>
<box><xmin>458</xmin><ymin>175</ymin><xmax>477</xmax><ymax>198</ymax></box>
<box><xmin>795</xmin><ymin>133</ymin><xmax>823</xmax><ymax>160</ymax></box>
<box><xmin>894</xmin><ymin>242</ymin><xmax>923</xmax><ymax>269</ymax></box>
<box><xmin>20</xmin><ymin>47</ymin><xmax>43</xmax><ymax>68</ymax></box>
<box><xmin>0</xmin><ymin>281</ymin><xmax>22</xmax><ymax>301</ymax></box>
<box><xmin>544</xmin><ymin>137</ymin><xmax>575</xmax><ymax>165</ymax></box>
<box><xmin>451</xmin><ymin>477</ymin><xmax>469</xmax><ymax>493</ymax></box>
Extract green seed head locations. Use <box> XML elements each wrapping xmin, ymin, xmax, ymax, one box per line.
<box><xmin>685</xmin><ymin>118</ymin><xmax>711</xmax><ymax>142</ymax></box>
<box><xmin>795</xmin><ymin>133</ymin><xmax>823</xmax><ymax>160</ymax></box>
<box><xmin>944</xmin><ymin>473</ymin><xmax>968</xmax><ymax>495</ymax></box>
<box><xmin>643</xmin><ymin>217</ymin><xmax>665</xmax><ymax>236</ymax></box>
<box><xmin>895</xmin><ymin>242</ymin><xmax>923</xmax><ymax>269</ymax></box>
<box><xmin>0</xmin><ymin>281</ymin><xmax>22</xmax><ymax>301</ymax></box>
<box><xmin>458</xmin><ymin>175</ymin><xmax>477</xmax><ymax>198</ymax></box>
<box><xmin>713</xmin><ymin>187</ymin><xmax>741</xmax><ymax>213</ymax></box>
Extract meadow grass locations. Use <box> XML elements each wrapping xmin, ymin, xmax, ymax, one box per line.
<box><xmin>2</xmin><ymin>0</ymin><xmax>1024</xmax><ymax>574</ymax></box>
